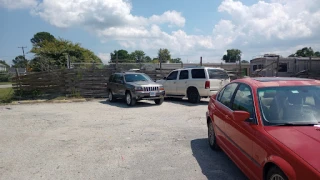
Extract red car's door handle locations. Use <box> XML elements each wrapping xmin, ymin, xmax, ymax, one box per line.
<box><xmin>225</xmin><ymin>115</ymin><xmax>231</xmax><ymax>120</ymax></box>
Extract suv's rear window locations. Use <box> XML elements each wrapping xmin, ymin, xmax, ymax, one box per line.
<box><xmin>191</xmin><ymin>69</ymin><xmax>205</xmax><ymax>79</ymax></box>
<box><xmin>208</xmin><ymin>69</ymin><xmax>229</xmax><ymax>79</ymax></box>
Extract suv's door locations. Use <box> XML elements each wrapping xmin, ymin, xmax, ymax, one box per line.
<box><xmin>163</xmin><ymin>71</ymin><xmax>178</xmax><ymax>95</ymax></box>
<box><xmin>206</xmin><ymin>68</ymin><xmax>230</xmax><ymax>92</ymax></box>
<box><xmin>108</xmin><ymin>74</ymin><xmax>116</xmax><ymax>94</ymax></box>
<box><xmin>176</xmin><ymin>70</ymin><xmax>189</xmax><ymax>95</ymax></box>
<box><xmin>112</xmin><ymin>74</ymin><xmax>125</xmax><ymax>97</ymax></box>
<box><xmin>117</xmin><ymin>74</ymin><xmax>126</xmax><ymax>97</ymax></box>
<box><xmin>189</xmin><ymin>69</ymin><xmax>206</xmax><ymax>95</ymax></box>
<box><xmin>227</xmin><ymin>83</ymin><xmax>259</xmax><ymax>179</ymax></box>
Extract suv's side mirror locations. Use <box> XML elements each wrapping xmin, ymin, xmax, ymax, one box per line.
<box><xmin>163</xmin><ymin>77</ymin><xmax>167</xmax><ymax>80</ymax></box>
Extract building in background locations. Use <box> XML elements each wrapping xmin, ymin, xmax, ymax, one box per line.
<box><xmin>0</xmin><ymin>63</ymin><xmax>7</xmax><ymax>72</ymax></box>
<box><xmin>250</xmin><ymin>54</ymin><xmax>320</xmax><ymax>77</ymax></box>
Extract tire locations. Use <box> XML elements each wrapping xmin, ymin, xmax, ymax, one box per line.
<box><xmin>187</xmin><ymin>87</ymin><xmax>200</xmax><ymax>103</ymax></box>
<box><xmin>154</xmin><ymin>97</ymin><xmax>164</xmax><ymax>105</ymax></box>
<box><xmin>266</xmin><ymin>166</ymin><xmax>288</xmax><ymax>180</ymax></box>
<box><xmin>208</xmin><ymin>121</ymin><xmax>219</xmax><ymax>150</ymax></box>
<box><xmin>108</xmin><ymin>90</ymin><xmax>115</xmax><ymax>102</ymax></box>
<box><xmin>125</xmin><ymin>91</ymin><xmax>136</xmax><ymax>106</ymax></box>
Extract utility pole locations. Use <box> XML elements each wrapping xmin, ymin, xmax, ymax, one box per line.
<box><xmin>200</xmin><ymin>56</ymin><xmax>202</xmax><ymax>66</ymax></box>
<box><xmin>275</xmin><ymin>55</ymin><xmax>280</xmax><ymax>77</ymax></box>
<box><xmin>116</xmin><ymin>51</ymin><xmax>118</xmax><ymax>70</ymax></box>
<box><xmin>18</xmin><ymin>46</ymin><xmax>27</xmax><ymax>58</ymax></box>
<box><xmin>239</xmin><ymin>57</ymin><xmax>242</xmax><ymax>78</ymax></box>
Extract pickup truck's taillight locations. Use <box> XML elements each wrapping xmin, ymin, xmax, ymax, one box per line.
<box><xmin>205</xmin><ymin>81</ymin><xmax>210</xmax><ymax>89</ymax></box>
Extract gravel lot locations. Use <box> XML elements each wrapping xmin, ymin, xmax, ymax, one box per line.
<box><xmin>0</xmin><ymin>98</ymin><xmax>247</xmax><ymax>180</ymax></box>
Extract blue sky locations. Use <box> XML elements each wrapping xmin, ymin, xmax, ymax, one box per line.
<box><xmin>0</xmin><ymin>0</ymin><xmax>319</xmax><ymax>65</ymax></box>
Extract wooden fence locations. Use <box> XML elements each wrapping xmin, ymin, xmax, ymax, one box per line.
<box><xmin>12</xmin><ymin>68</ymin><xmax>172</xmax><ymax>98</ymax></box>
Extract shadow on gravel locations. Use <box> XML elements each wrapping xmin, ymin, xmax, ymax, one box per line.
<box><xmin>191</xmin><ymin>139</ymin><xmax>248</xmax><ymax>180</ymax></box>
<box><xmin>99</xmin><ymin>99</ymin><xmax>159</xmax><ymax>108</ymax></box>
<box><xmin>164</xmin><ymin>98</ymin><xmax>209</xmax><ymax>107</ymax></box>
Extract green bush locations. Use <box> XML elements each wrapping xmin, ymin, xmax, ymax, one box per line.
<box><xmin>0</xmin><ymin>74</ymin><xmax>10</xmax><ymax>82</ymax></box>
<box><xmin>0</xmin><ymin>88</ymin><xmax>13</xmax><ymax>103</ymax></box>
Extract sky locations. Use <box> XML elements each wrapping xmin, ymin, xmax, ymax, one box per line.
<box><xmin>0</xmin><ymin>0</ymin><xmax>319</xmax><ymax>65</ymax></box>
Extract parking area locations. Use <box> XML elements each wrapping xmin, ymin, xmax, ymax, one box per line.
<box><xmin>0</xmin><ymin>99</ymin><xmax>247</xmax><ymax>180</ymax></box>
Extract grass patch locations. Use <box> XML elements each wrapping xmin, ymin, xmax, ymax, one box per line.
<box><xmin>0</xmin><ymin>82</ymin><xmax>12</xmax><ymax>85</ymax></box>
<box><xmin>0</xmin><ymin>87</ymin><xmax>14</xmax><ymax>103</ymax></box>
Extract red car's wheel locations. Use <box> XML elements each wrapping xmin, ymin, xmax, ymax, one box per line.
<box><xmin>266</xmin><ymin>166</ymin><xmax>288</xmax><ymax>180</ymax></box>
<box><xmin>208</xmin><ymin>121</ymin><xmax>220</xmax><ymax>150</ymax></box>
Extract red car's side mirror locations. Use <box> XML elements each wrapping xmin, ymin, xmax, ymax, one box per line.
<box><xmin>233</xmin><ymin>111</ymin><xmax>250</xmax><ymax>122</ymax></box>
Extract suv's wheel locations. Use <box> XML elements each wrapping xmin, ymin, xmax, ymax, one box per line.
<box><xmin>126</xmin><ymin>91</ymin><xmax>136</xmax><ymax>106</ymax></box>
<box><xmin>154</xmin><ymin>97</ymin><xmax>164</xmax><ymax>105</ymax></box>
<box><xmin>266</xmin><ymin>166</ymin><xmax>288</xmax><ymax>180</ymax></box>
<box><xmin>208</xmin><ymin>121</ymin><xmax>219</xmax><ymax>150</ymax></box>
<box><xmin>108</xmin><ymin>90</ymin><xmax>115</xmax><ymax>102</ymax></box>
<box><xmin>187</xmin><ymin>87</ymin><xmax>200</xmax><ymax>103</ymax></box>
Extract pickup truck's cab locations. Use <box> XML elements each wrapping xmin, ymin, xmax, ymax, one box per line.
<box><xmin>156</xmin><ymin>67</ymin><xmax>230</xmax><ymax>103</ymax></box>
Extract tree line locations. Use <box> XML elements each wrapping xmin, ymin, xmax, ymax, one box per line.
<box><xmin>109</xmin><ymin>48</ymin><xmax>182</xmax><ymax>64</ymax></box>
<box><xmin>2</xmin><ymin>31</ymin><xmax>320</xmax><ymax>71</ymax></box>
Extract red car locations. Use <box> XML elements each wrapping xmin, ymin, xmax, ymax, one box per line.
<box><xmin>206</xmin><ymin>77</ymin><xmax>320</xmax><ymax>180</ymax></box>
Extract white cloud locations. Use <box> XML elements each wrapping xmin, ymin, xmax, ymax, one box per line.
<box><xmin>31</xmin><ymin>0</ymin><xmax>185</xmax><ymax>29</ymax></box>
<box><xmin>149</xmin><ymin>11</ymin><xmax>185</xmax><ymax>27</ymax></box>
<box><xmin>0</xmin><ymin>0</ymin><xmax>37</xmax><ymax>9</ymax></box>
<box><xmin>2</xmin><ymin>0</ymin><xmax>320</xmax><ymax>62</ymax></box>
<box><xmin>97</xmin><ymin>53</ymin><xmax>110</xmax><ymax>64</ymax></box>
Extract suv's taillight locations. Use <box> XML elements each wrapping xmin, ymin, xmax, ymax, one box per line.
<box><xmin>205</xmin><ymin>81</ymin><xmax>210</xmax><ymax>89</ymax></box>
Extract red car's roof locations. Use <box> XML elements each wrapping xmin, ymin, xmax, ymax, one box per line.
<box><xmin>234</xmin><ymin>77</ymin><xmax>320</xmax><ymax>88</ymax></box>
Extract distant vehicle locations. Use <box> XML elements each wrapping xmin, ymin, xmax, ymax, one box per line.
<box><xmin>107</xmin><ymin>72</ymin><xmax>165</xmax><ymax>106</ymax></box>
<box><xmin>156</xmin><ymin>67</ymin><xmax>230</xmax><ymax>103</ymax></box>
<box><xmin>128</xmin><ymin>69</ymin><xmax>141</xmax><ymax>72</ymax></box>
<box><xmin>207</xmin><ymin>77</ymin><xmax>320</xmax><ymax>180</ymax></box>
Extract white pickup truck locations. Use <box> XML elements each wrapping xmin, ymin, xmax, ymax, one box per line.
<box><xmin>156</xmin><ymin>67</ymin><xmax>230</xmax><ymax>103</ymax></box>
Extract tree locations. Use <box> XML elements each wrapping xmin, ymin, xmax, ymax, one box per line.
<box><xmin>31</xmin><ymin>32</ymin><xmax>56</xmax><ymax>47</ymax></box>
<box><xmin>222</xmin><ymin>49</ymin><xmax>242</xmax><ymax>63</ymax></box>
<box><xmin>145</xmin><ymin>56</ymin><xmax>152</xmax><ymax>63</ymax></box>
<box><xmin>158</xmin><ymin>48</ymin><xmax>171</xmax><ymax>63</ymax></box>
<box><xmin>130</xmin><ymin>50</ymin><xmax>146</xmax><ymax>63</ymax></box>
<box><xmin>30</xmin><ymin>35</ymin><xmax>101</xmax><ymax>71</ymax></box>
<box><xmin>289</xmin><ymin>47</ymin><xmax>320</xmax><ymax>57</ymax></box>
<box><xmin>12</xmin><ymin>55</ymin><xmax>28</xmax><ymax>68</ymax></box>
<box><xmin>171</xmin><ymin>58</ymin><xmax>182</xmax><ymax>63</ymax></box>
<box><xmin>152</xmin><ymin>58</ymin><xmax>159</xmax><ymax>63</ymax></box>
<box><xmin>110</xmin><ymin>50</ymin><xmax>130</xmax><ymax>63</ymax></box>
<box><xmin>241</xmin><ymin>60</ymin><xmax>249</xmax><ymax>63</ymax></box>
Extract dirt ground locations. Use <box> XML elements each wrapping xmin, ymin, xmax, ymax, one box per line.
<box><xmin>0</xmin><ymin>98</ymin><xmax>247</xmax><ymax>180</ymax></box>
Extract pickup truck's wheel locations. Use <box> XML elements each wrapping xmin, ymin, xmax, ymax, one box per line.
<box><xmin>187</xmin><ymin>87</ymin><xmax>200</xmax><ymax>103</ymax></box>
<box><xmin>208</xmin><ymin>121</ymin><xmax>219</xmax><ymax>150</ymax></box>
<box><xmin>266</xmin><ymin>166</ymin><xmax>288</xmax><ymax>180</ymax></box>
<box><xmin>126</xmin><ymin>91</ymin><xmax>136</xmax><ymax>106</ymax></box>
<box><xmin>154</xmin><ymin>97</ymin><xmax>164</xmax><ymax>105</ymax></box>
<box><xmin>108</xmin><ymin>90</ymin><xmax>115</xmax><ymax>102</ymax></box>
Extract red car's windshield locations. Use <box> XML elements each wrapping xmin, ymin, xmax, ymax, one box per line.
<box><xmin>258</xmin><ymin>85</ymin><xmax>320</xmax><ymax>125</ymax></box>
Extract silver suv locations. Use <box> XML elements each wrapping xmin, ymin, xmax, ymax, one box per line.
<box><xmin>107</xmin><ymin>72</ymin><xmax>165</xmax><ymax>106</ymax></box>
<box><xmin>156</xmin><ymin>67</ymin><xmax>230</xmax><ymax>103</ymax></box>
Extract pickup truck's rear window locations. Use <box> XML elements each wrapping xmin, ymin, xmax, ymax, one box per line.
<box><xmin>208</xmin><ymin>69</ymin><xmax>229</xmax><ymax>79</ymax></box>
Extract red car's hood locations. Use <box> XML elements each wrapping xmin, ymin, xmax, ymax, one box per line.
<box><xmin>264</xmin><ymin>125</ymin><xmax>320</xmax><ymax>171</ymax></box>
